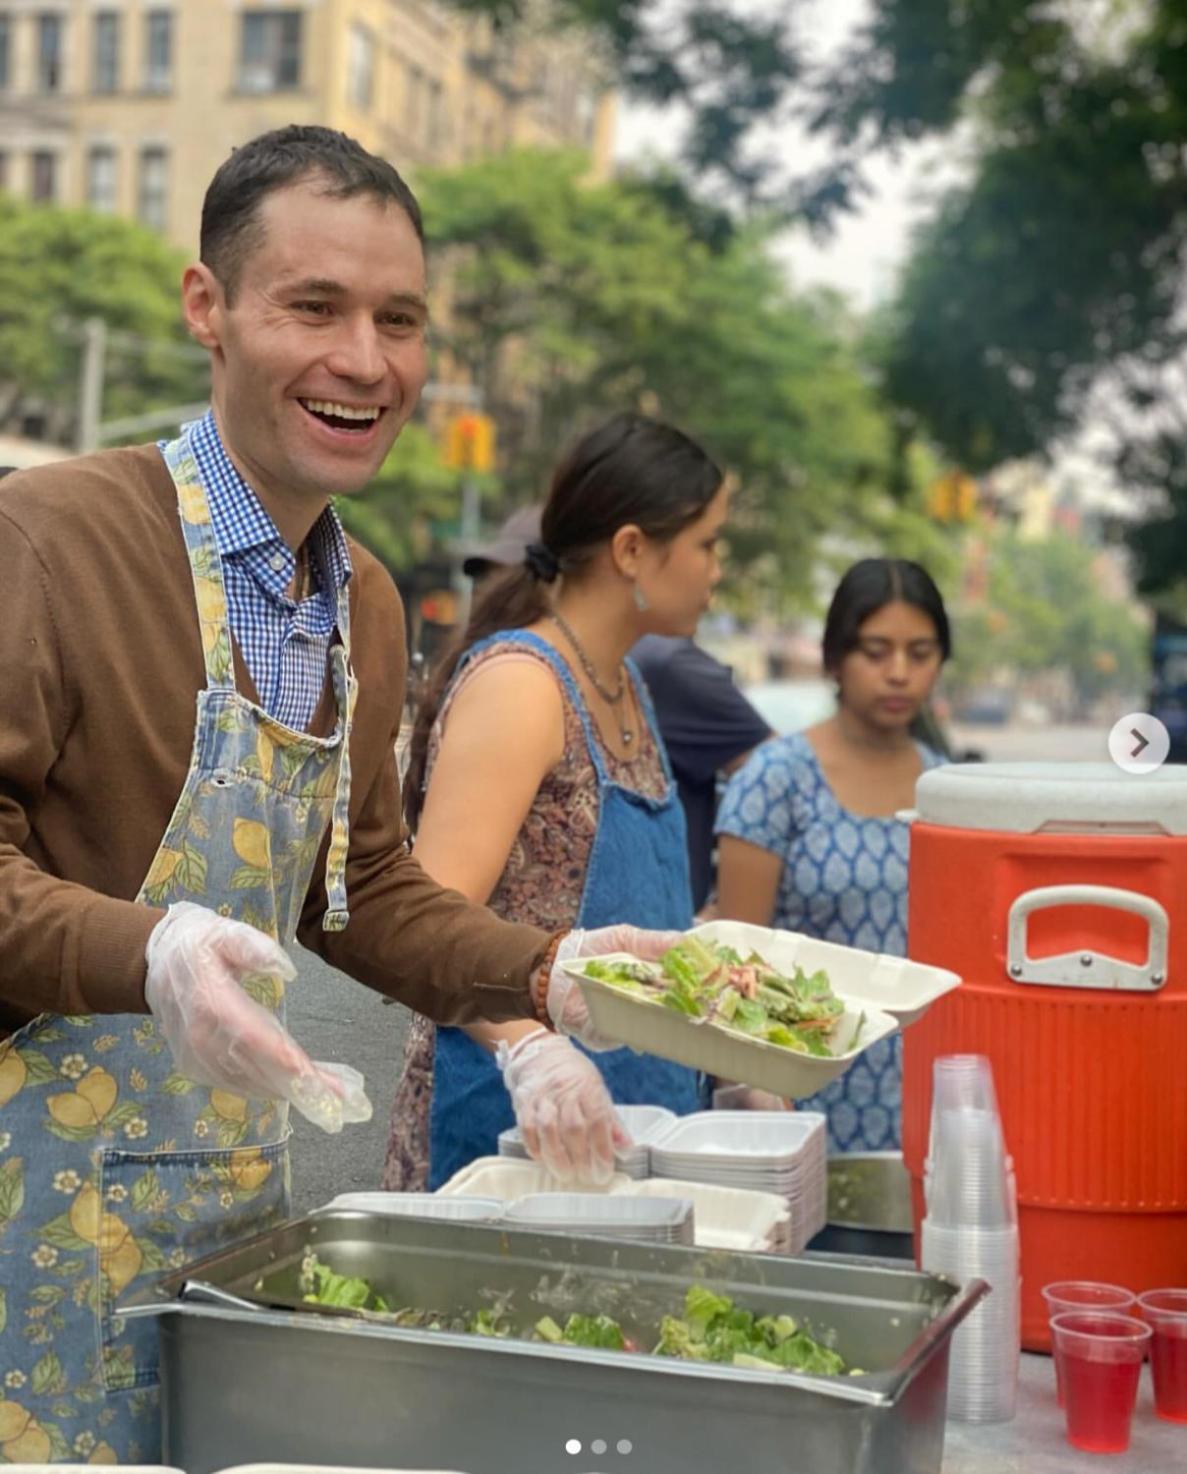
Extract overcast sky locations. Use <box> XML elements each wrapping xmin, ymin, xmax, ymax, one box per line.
<box><xmin>612</xmin><ymin>0</ymin><xmax>951</xmax><ymax>310</ymax></box>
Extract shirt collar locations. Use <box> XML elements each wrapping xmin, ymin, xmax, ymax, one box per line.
<box><xmin>187</xmin><ymin>410</ymin><xmax>353</xmax><ymax>597</ymax></box>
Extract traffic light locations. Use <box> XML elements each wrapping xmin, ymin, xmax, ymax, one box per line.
<box><xmin>927</xmin><ymin>470</ymin><xmax>978</xmax><ymax>523</ymax></box>
<box><xmin>443</xmin><ymin>413</ymin><xmax>496</xmax><ymax>472</ymax></box>
<box><xmin>419</xmin><ymin>590</ymin><xmax>459</xmax><ymax>625</ymax></box>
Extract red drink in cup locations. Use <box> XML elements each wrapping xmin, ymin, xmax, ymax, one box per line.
<box><xmin>1050</xmin><ymin>1312</ymin><xmax>1151</xmax><ymax>1454</ymax></box>
<box><xmin>1138</xmin><ymin>1290</ymin><xmax>1187</xmax><ymax>1424</ymax></box>
<box><xmin>1041</xmin><ymin>1283</ymin><xmax>1136</xmax><ymax>1406</ymax></box>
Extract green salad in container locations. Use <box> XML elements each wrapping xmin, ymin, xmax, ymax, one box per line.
<box><xmin>583</xmin><ymin>936</ymin><xmax>865</xmax><ymax>1057</ymax></box>
<box><xmin>297</xmin><ymin>1256</ymin><xmax>851</xmax><ymax>1376</ymax></box>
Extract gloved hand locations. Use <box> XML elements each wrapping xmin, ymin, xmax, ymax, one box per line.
<box><xmin>144</xmin><ymin>902</ymin><xmax>372</xmax><ymax>1134</ymax></box>
<box><xmin>546</xmin><ymin>925</ymin><xmax>684</xmax><ymax>1050</ymax></box>
<box><xmin>497</xmin><ymin>1028</ymin><xmax>629</xmax><ymax>1184</ymax></box>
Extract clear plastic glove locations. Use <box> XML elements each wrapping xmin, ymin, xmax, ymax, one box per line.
<box><xmin>144</xmin><ymin>902</ymin><xmax>372</xmax><ymax>1134</ymax></box>
<box><xmin>497</xmin><ymin>1028</ymin><xmax>629</xmax><ymax>1184</ymax></box>
<box><xmin>546</xmin><ymin>925</ymin><xmax>684</xmax><ymax>1050</ymax></box>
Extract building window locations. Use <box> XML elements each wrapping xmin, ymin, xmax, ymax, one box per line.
<box><xmin>426</xmin><ymin>78</ymin><xmax>444</xmax><ymax>149</ymax></box>
<box><xmin>37</xmin><ymin>13</ymin><xmax>65</xmax><ymax>93</ymax></box>
<box><xmin>31</xmin><ymin>151</ymin><xmax>57</xmax><ymax>203</ymax></box>
<box><xmin>138</xmin><ymin>146</ymin><xmax>168</xmax><ymax>231</ymax></box>
<box><xmin>346</xmin><ymin>23</ymin><xmax>374</xmax><ymax>112</ymax></box>
<box><xmin>87</xmin><ymin>146</ymin><xmax>117</xmax><ymax>213</ymax></box>
<box><xmin>239</xmin><ymin>11</ymin><xmax>302</xmax><ymax>92</ymax></box>
<box><xmin>0</xmin><ymin>15</ymin><xmax>10</xmax><ymax>92</ymax></box>
<box><xmin>144</xmin><ymin>10</ymin><xmax>172</xmax><ymax>92</ymax></box>
<box><xmin>93</xmin><ymin>12</ymin><xmax>120</xmax><ymax>94</ymax></box>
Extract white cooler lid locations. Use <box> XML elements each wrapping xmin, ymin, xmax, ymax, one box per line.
<box><xmin>914</xmin><ymin>762</ymin><xmax>1187</xmax><ymax>835</ymax></box>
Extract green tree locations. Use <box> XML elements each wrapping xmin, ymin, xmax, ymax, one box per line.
<box><xmin>948</xmin><ymin>531</ymin><xmax>1149</xmax><ymax>711</ymax></box>
<box><xmin>812</xmin><ymin>2</ymin><xmax>1187</xmax><ymax>608</ymax></box>
<box><xmin>446</xmin><ymin>0</ymin><xmax>799</xmax><ymax>206</ymax></box>
<box><xmin>0</xmin><ymin>196</ymin><xmax>207</xmax><ymax>444</ymax></box>
<box><xmin>418</xmin><ymin>149</ymin><xmax>942</xmax><ymax>607</ymax></box>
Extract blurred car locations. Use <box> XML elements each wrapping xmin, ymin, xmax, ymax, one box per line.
<box><xmin>745</xmin><ymin>677</ymin><xmax>968</xmax><ymax>762</ymax></box>
<box><xmin>744</xmin><ymin>678</ymin><xmax>836</xmax><ymax>734</ymax></box>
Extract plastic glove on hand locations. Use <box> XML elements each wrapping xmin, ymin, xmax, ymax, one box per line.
<box><xmin>145</xmin><ymin>902</ymin><xmax>372</xmax><ymax>1133</ymax></box>
<box><xmin>546</xmin><ymin>925</ymin><xmax>685</xmax><ymax>1050</ymax></box>
<box><xmin>498</xmin><ymin>1028</ymin><xmax>628</xmax><ymax>1184</ymax></box>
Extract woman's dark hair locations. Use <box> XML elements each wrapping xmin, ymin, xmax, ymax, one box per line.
<box><xmin>201</xmin><ymin>125</ymin><xmax>423</xmax><ymax>301</ymax></box>
<box><xmin>822</xmin><ymin>558</ymin><xmax>951</xmax><ymax>673</ymax></box>
<box><xmin>404</xmin><ymin>413</ymin><xmax>723</xmax><ymax>825</ymax></box>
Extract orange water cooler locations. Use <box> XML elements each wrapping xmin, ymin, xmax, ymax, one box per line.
<box><xmin>901</xmin><ymin>762</ymin><xmax>1187</xmax><ymax>1351</ymax></box>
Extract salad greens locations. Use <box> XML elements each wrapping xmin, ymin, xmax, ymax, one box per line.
<box><xmin>584</xmin><ymin>936</ymin><xmax>857</xmax><ymax>1057</ymax></box>
<box><xmin>296</xmin><ymin>1256</ymin><xmax>847</xmax><ymax>1376</ymax></box>
<box><xmin>655</xmin><ymin>1285</ymin><xmax>846</xmax><ymax>1376</ymax></box>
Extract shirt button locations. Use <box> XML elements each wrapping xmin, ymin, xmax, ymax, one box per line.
<box><xmin>270</xmin><ymin>553</ymin><xmax>286</xmax><ymax>572</ymax></box>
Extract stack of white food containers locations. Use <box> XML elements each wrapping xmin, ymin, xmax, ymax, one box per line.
<box><xmin>919</xmin><ymin>1054</ymin><xmax>1020</xmax><ymax>1424</ymax></box>
<box><xmin>498</xmin><ymin>1104</ymin><xmax>677</xmax><ymax>1180</ymax></box>
<box><xmin>648</xmin><ymin>1112</ymin><xmax>828</xmax><ymax>1254</ymax></box>
<box><xmin>434</xmin><ymin>1158</ymin><xmax>792</xmax><ymax>1253</ymax></box>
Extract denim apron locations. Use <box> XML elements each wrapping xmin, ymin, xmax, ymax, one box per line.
<box><xmin>428</xmin><ymin>630</ymin><xmax>702</xmax><ymax>1189</ymax></box>
<box><xmin>0</xmin><ymin>425</ymin><xmax>355</xmax><ymax>1463</ymax></box>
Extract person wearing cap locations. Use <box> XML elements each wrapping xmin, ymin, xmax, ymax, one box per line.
<box><xmin>385</xmin><ymin>413</ymin><xmax>731</xmax><ymax>1191</ymax></box>
<box><xmin>456</xmin><ymin>506</ymin><xmax>770</xmax><ymax>911</ymax></box>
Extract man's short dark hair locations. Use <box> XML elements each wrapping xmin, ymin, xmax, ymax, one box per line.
<box><xmin>200</xmin><ymin>125</ymin><xmax>424</xmax><ymax>300</ymax></box>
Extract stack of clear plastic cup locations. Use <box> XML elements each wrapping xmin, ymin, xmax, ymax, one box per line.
<box><xmin>920</xmin><ymin>1054</ymin><xmax>1020</xmax><ymax>1424</ymax></box>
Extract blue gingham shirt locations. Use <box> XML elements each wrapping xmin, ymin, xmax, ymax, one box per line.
<box><xmin>178</xmin><ymin>411</ymin><xmax>353</xmax><ymax>730</ymax></box>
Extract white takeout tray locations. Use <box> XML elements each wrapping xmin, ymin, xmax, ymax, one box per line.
<box><xmin>692</xmin><ymin>920</ymin><xmax>961</xmax><ymax>1027</ymax></box>
<box><xmin>563</xmin><ymin>937</ymin><xmax>901</xmax><ymax>1099</ymax></box>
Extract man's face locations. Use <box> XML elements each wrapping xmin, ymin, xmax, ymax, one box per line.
<box><xmin>195</xmin><ymin>177</ymin><xmax>429</xmax><ymax>502</ymax></box>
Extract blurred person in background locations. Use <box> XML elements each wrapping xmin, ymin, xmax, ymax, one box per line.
<box><xmin>456</xmin><ymin>506</ymin><xmax>771</xmax><ymax>913</ymax></box>
<box><xmin>385</xmin><ymin>414</ymin><xmax>729</xmax><ymax>1190</ymax></box>
<box><xmin>714</xmin><ymin>558</ymin><xmax>951</xmax><ymax>1153</ymax></box>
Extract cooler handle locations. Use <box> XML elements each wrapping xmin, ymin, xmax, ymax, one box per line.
<box><xmin>1006</xmin><ymin>884</ymin><xmax>1168</xmax><ymax>992</ymax></box>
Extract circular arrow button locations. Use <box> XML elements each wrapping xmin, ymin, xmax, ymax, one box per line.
<box><xmin>1108</xmin><ymin>712</ymin><xmax>1170</xmax><ymax>774</ymax></box>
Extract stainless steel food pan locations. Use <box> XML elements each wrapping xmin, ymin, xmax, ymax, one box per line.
<box><xmin>121</xmin><ymin>1210</ymin><xmax>984</xmax><ymax>1474</ymax></box>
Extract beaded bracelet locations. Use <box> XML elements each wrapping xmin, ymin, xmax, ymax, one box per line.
<box><xmin>531</xmin><ymin>931</ymin><xmax>566</xmax><ymax>1024</ymax></box>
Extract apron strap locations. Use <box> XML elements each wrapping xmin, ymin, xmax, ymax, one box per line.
<box><xmin>321</xmin><ymin>583</ymin><xmax>355</xmax><ymax>931</ymax></box>
<box><xmin>161</xmin><ymin>424</ymin><xmax>238</xmax><ymax>692</ymax></box>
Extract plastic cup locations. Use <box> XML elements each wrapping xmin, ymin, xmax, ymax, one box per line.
<box><xmin>926</xmin><ymin>1109</ymin><xmax>1013</xmax><ymax>1228</ymax></box>
<box><xmin>1041</xmin><ymin>1284</ymin><xmax>1136</xmax><ymax>1405</ymax></box>
<box><xmin>1050</xmin><ymin>1312</ymin><xmax>1151</xmax><ymax>1454</ymax></box>
<box><xmin>1137</xmin><ymin>1289</ymin><xmax>1187</xmax><ymax>1423</ymax></box>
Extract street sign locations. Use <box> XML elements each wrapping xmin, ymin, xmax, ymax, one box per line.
<box><xmin>443</xmin><ymin>412</ymin><xmax>496</xmax><ymax>472</ymax></box>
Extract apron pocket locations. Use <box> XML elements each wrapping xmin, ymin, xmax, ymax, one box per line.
<box><xmin>96</xmin><ymin>1136</ymin><xmax>290</xmax><ymax>1391</ymax></box>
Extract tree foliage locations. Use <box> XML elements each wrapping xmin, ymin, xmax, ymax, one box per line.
<box><xmin>0</xmin><ymin>196</ymin><xmax>206</xmax><ymax>444</ymax></box>
<box><xmin>417</xmin><ymin>149</ymin><xmax>942</xmax><ymax>606</ymax></box>
<box><xmin>948</xmin><ymin>530</ymin><xmax>1149</xmax><ymax>711</ymax></box>
<box><xmin>844</xmin><ymin>1</ymin><xmax>1187</xmax><ymax>606</ymax></box>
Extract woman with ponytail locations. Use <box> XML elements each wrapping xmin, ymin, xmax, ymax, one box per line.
<box><xmin>384</xmin><ymin>413</ymin><xmax>729</xmax><ymax>1190</ymax></box>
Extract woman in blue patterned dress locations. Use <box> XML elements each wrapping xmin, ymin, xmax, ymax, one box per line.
<box><xmin>714</xmin><ymin>559</ymin><xmax>950</xmax><ymax>1153</ymax></box>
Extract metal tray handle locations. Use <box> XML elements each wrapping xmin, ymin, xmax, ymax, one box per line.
<box><xmin>1006</xmin><ymin>884</ymin><xmax>1169</xmax><ymax>992</ymax></box>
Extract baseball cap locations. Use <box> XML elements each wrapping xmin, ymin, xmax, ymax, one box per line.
<box><xmin>461</xmin><ymin>504</ymin><xmax>543</xmax><ymax>577</ymax></box>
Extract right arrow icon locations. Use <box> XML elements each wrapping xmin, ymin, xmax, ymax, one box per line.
<box><xmin>1130</xmin><ymin>728</ymin><xmax>1150</xmax><ymax>759</ymax></box>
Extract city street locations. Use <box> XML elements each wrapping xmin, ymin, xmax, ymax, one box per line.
<box><xmin>949</xmin><ymin>721</ymin><xmax>1110</xmax><ymax>764</ymax></box>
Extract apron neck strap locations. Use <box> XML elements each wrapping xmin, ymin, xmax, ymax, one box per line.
<box><xmin>162</xmin><ymin>424</ymin><xmax>237</xmax><ymax>692</ymax></box>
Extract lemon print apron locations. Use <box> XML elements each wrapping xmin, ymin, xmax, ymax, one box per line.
<box><xmin>0</xmin><ymin>424</ymin><xmax>356</xmax><ymax>1463</ymax></box>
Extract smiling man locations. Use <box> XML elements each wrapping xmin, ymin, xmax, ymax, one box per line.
<box><xmin>0</xmin><ymin>126</ymin><xmax>648</xmax><ymax>1461</ymax></box>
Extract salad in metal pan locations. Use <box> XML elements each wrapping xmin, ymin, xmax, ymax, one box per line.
<box><xmin>582</xmin><ymin>936</ymin><xmax>865</xmax><ymax>1058</ymax></box>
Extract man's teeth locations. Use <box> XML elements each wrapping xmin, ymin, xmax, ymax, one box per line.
<box><xmin>302</xmin><ymin>399</ymin><xmax>382</xmax><ymax>422</ymax></box>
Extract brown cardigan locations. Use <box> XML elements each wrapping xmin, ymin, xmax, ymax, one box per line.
<box><xmin>0</xmin><ymin>445</ymin><xmax>549</xmax><ymax>1038</ymax></box>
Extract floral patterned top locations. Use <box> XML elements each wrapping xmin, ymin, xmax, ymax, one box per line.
<box><xmin>383</xmin><ymin>638</ymin><xmax>667</xmax><ymax>1191</ymax></box>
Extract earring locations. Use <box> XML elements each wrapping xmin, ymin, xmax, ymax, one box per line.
<box><xmin>633</xmin><ymin>582</ymin><xmax>649</xmax><ymax>612</ymax></box>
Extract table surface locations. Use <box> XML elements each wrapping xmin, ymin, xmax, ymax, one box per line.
<box><xmin>943</xmin><ymin>1352</ymin><xmax>1185</xmax><ymax>1473</ymax></box>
